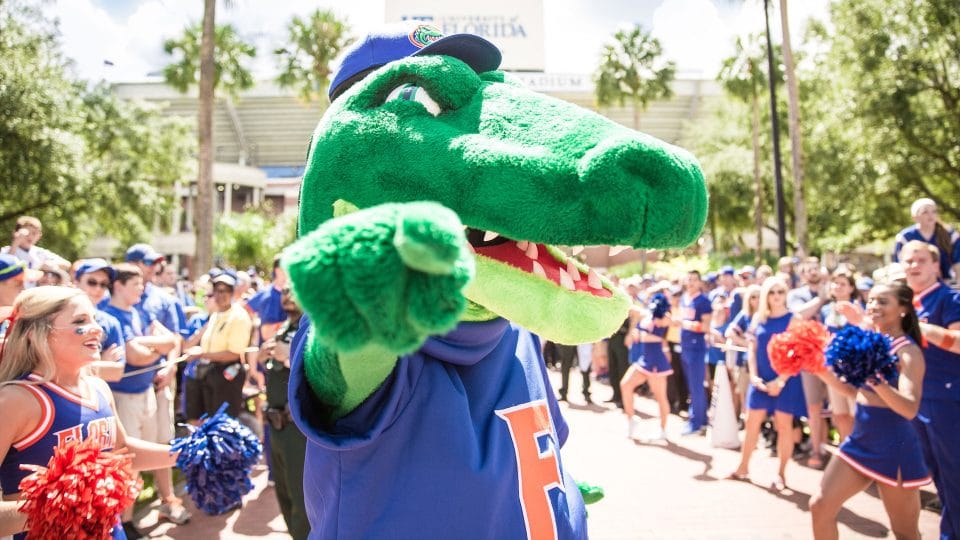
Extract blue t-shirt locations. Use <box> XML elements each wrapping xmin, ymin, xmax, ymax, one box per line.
<box><xmin>246</xmin><ymin>286</ymin><xmax>287</xmax><ymax>325</ymax></box>
<box><xmin>894</xmin><ymin>224</ymin><xmax>960</xmax><ymax>280</ymax></box>
<box><xmin>914</xmin><ymin>281</ymin><xmax>960</xmax><ymax>400</ymax></box>
<box><xmin>289</xmin><ymin>317</ymin><xmax>586</xmax><ymax>539</ymax></box>
<box><xmin>102</xmin><ymin>304</ymin><xmax>160</xmax><ymax>394</ymax></box>
<box><xmin>135</xmin><ymin>282</ymin><xmax>181</xmax><ymax>336</ymax></box>
<box><xmin>182</xmin><ymin>313</ymin><xmax>210</xmax><ymax>379</ymax></box>
<box><xmin>680</xmin><ymin>293</ymin><xmax>712</xmax><ymax>351</ymax></box>
<box><xmin>95</xmin><ymin>309</ymin><xmax>126</xmax><ymax>363</ymax></box>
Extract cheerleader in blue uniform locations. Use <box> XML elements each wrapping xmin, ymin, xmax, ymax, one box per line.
<box><xmin>728</xmin><ymin>277</ymin><xmax>806</xmax><ymax>491</ymax></box>
<box><xmin>622</xmin><ymin>291</ymin><xmax>673</xmax><ymax>441</ymax></box>
<box><xmin>0</xmin><ymin>287</ymin><xmax>180</xmax><ymax>538</ymax></box>
<box><xmin>810</xmin><ymin>282</ymin><xmax>929</xmax><ymax>540</ymax></box>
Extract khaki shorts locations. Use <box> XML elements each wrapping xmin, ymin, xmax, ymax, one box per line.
<box><xmin>828</xmin><ymin>386</ymin><xmax>856</xmax><ymax>416</ymax></box>
<box><xmin>801</xmin><ymin>371</ymin><xmax>827</xmax><ymax>405</ymax></box>
<box><xmin>114</xmin><ymin>384</ymin><xmax>175</xmax><ymax>444</ymax></box>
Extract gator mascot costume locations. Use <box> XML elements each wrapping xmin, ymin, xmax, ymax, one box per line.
<box><xmin>283</xmin><ymin>21</ymin><xmax>707</xmax><ymax>539</ymax></box>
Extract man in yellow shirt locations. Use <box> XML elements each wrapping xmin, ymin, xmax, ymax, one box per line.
<box><xmin>184</xmin><ymin>271</ymin><xmax>254</xmax><ymax>420</ymax></box>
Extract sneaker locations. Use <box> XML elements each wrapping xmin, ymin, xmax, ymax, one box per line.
<box><xmin>122</xmin><ymin>521</ymin><xmax>145</xmax><ymax>540</ymax></box>
<box><xmin>680</xmin><ymin>424</ymin><xmax>706</xmax><ymax>437</ymax></box>
<box><xmin>627</xmin><ymin>418</ymin><xmax>641</xmax><ymax>439</ymax></box>
<box><xmin>643</xmin><ymin>427</ymin><xmax>667</xmax><ymax>442</ymax></box>
<box><xmin>158</xmin><ymin>501</ymin><xmax>192</xmax><ymax>525</ymax></box>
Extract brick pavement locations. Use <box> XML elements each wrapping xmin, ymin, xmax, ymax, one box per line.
<box><xmin>134</xmin><ymin>370</ymin><xmax>942</xmax><ymax>539</ymax></box>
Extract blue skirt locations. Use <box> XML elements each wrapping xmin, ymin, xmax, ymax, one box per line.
<box><xmin>632</xmin><ymin>342</ymin><xmax>672</xmax><ymax>376</ymax></box>
<box><xmin>746</xmin><ymin>375</ymin><xmax>806</xmax><ymax>418</ymax></box>
<box><xmin>838</xmin><ymin>404</ymin><xmax>931</xmax><ymax>488</ymax></box>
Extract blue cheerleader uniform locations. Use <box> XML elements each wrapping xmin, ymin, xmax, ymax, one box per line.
<box><xmin>630</xmin><ymin>318</ymin><xmax>672</xmax><ymax>376</ymax></box>
<box><xmin>745</xmin><ymin>313</ymin><xmax>807</xmax><ymax>417</ymax></box>
<box><xmin>837</xmin><ymin>336</ymin><xmax>931</xmax><ymax>488</ymax></box>
<box><xmin>0</xmin><ymin>374</ymin><xmax>125</xmax><ymax>540</ymax></box>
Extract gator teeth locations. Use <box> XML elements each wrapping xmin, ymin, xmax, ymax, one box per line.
<box><xmin>588</xmin><ymin>269</ymin><xmax>603</xmax><ymax>290</ymax></box>
<box><xmin>566</xmin><ymin>259</ymin><xmax>581</xmax><ymax>281</ymax></box>
<box><xmin>516</xmin><ymin>240</ymin><xmax>529</xmax><ymax>251</ymax></box>
<box><xmin>559</xmin><ymin>269</ymin><xmax>576</xmax><ymax>291</ymax></box>
<box><xmin>525</xmin><ymin>242</ymin><xmax>538</xmax><ymax>259</ymax></box>
<box><xmin>531</xmin><ymin>261</ymin><xmax>547</xmax><ymax>279</ymax></box>
<box><xmin>571</xmin><ymin>246</ymin><xmax>584</xmax><ymax>255</ymax></box>
<box><xmin>483</xmin><ymin>230</ymin><xmax>499</xmax><ymax>242</ymax></box>
<box><xmin>609</xmin><ymin>245</ymin><xmax>630</xmax><ymax>256</ymax></box>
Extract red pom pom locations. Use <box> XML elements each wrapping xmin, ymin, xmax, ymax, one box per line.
<box><xmin>767</xmin><ymin>319</ymin><xmax>830</xmax><ymax>376</ymax></box>
<box><xmin>18</xmin><ymin>439</ymin><xmax>140</xmax><ymax>539</ymax></box>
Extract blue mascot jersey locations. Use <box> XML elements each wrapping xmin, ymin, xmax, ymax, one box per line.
<box><xmin>289</xmin><ymin>316</ymin><xmax>587</xmax><ymax>540</ymax></box>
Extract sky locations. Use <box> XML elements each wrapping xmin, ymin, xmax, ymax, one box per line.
<box><xmin>43</xmin><ymin>0</ymin><xmax>832</xmax><ymax>83</ymax></box>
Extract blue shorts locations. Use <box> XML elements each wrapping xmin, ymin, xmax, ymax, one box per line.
<box><xmin>839</xmin><ymin>404</ymin><xmax>931</xmax><ymax>488</ymax></box>
<box><xmin>633</xmin><ymin>341</ymin><xmax>672</xmax><ymax>376</ymax></box>
<box><xmin>746</xmin><ymin>376</ymin><xmax>806</xmax><ymax>418</ymax></box>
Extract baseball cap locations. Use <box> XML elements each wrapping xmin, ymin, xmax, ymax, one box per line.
<box><xmin>328</xmin><ymin>21</ymin><xmax>502</xmax><ymax>100</ymax></box>
<box><xmin>705</xmin><ymin>272</ymin><xmax>718</xmax><ymax>284</ymax></box>
<box><xmin>719</xmin><ymin>265</ymin><xmax>735</xmax><ymax>276</ymax></box>
<box><xmin>212</xmin><ymin>269</ymin><xmax>239</xmax><ymax>288</ymax></box>
<box><xmin>0</xmin><ymin>254</ymin><xmax>42</xmax><ymax>282</ymax></box>
<box><xmin>856</xmin><ymin>277</ymin><xmax>874</xmax><ymax>291</ymax></box>
<box><xmin>125</xmin><ymin>243</ymin><xmax>164</xmax><ymax>265</ymax></box>
<box><xmin>74</xmin><ymin>258</ymin><xmax>116</xmax><ymax>281</ymax></box>
<box><xmin>738</xmin><ymin>265</ymin><xmax>756</xmax><ymax>276</ymax></box>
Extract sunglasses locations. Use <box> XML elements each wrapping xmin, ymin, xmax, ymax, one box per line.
<box><xmin>84</xmin><ymin>278</ymin><xmax>111</xmax><ymax>289</ymax></box>
<box><xmin>769</xmin><ymin>289</ymin><xmax>787</xmax><ymax>295</ymax></box>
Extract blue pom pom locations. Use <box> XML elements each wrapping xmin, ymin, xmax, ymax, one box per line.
<box><xmin>648</xmin><ymin>293</ymin><xmax>670</xmax><ymax>319</ymax></box>
<box><xmin>824</xmin><ymin>326</ymin><xmax>899</xmax><ymax>388</ymax></box>
<box><xmin>170</xmin><ymin>403</ymin><xmax>263</xmax><ymax>515</ymax></box>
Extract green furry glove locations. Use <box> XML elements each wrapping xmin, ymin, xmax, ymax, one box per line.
<box><xmin>282</xmin><ymin>202</ymin><xmax>474</xmax><ymax>418</ymax></box>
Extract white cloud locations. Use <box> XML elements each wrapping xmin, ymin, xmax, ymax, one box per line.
<box><xmin>651</xmin><ymin>0</ymin><xmax>731</xmax><ymax>77</ymax></box>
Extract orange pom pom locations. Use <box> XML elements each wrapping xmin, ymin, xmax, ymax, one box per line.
<box><xmin>768</xmin><ymin>319</ymin><xmax>830</xmax><ymax>376</ymax></box>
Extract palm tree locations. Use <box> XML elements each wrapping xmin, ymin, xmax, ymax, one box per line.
<box><xmin>275</xmin><ymin>9</ymin><xmax>354</xmax><ymax>103</ymax></box>
<box><xmin>162</xmin><ymin>10</ymin><xmax>255</xmax><ymax>276</ymax></box>
<box><xmin>778</xmin><ymin>0</ymin><xmax>807</xmax><ymax>256</ymax></box>
<box><xmin>718</xmin><ymin>35</ymin><xmax>770</xmax><ymax>265</ymax></box>
<box><xmin>594</xmin><ymin>24</ymin><xmax>676</xmax><ymax>130</ymax></box>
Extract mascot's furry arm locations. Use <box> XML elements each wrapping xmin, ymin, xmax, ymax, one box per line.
<box><xmin>284</xmin><ymin>55</ymin><xmax>707</xmax><ymax>422</ymax></box>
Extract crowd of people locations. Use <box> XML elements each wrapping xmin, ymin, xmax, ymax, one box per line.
<box><xmin>0</xmin><ymin>195</ymin><xmax>957</xmax><ymax>540</ymax></box>
<box><xmin>546</xmin><ymin>197</ymin><xmax>960</xmax><ymax>539</ymax></box>
<box><xmin>0</xmin><ymin>216</ymin><xmax>308</xmax><ymax>539</ymax></box>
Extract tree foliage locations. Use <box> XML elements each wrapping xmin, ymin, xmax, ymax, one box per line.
<box><xmin>594</xmin><ymin>25</ymin><xmax>676</xmax><ymax>129</ymax></box>
<box><xmin>162</xmin><ymin>21</ymin><xmax>256</xmax><ymax>99</ymax></box>
<box><xmin>214</xmin><ymin>209</ymin><xmax>297</xmax><ymax>272</ymax></box>
<box><xmin>0</xmin><ymin>5</ymin><xmax>192</xmax><ymax>259</ymax></box>
<box><xmin>691</xmin><ymin>0</ymin><xmax>960</xmax><ymax>255</ymax></box>
<box><xmin>275</xmin><ymin>9</ymin><xmax>354</xmax><ymax>102</ymax></box>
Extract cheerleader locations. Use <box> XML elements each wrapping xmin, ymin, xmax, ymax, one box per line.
<box><xmin>724</xmin><ymin>284</ymin><xmax>761</xmax><ymax>420</ymax></box>
<box><xmin>0</xmin><ymin>287</ymin><xmax>179</xmax><ymax>538</ymax></box>
<box><xmin>622</xmin><ymin>291</ymin><xmax>672</xmax><ymax>440</ymax></box>
<box><xmin>727</xmin><ymin>277</ymin><xmax>806</xmax><ymax>491</ymax></box>
<box><xmin>810</xmin><ymin>281</ymin><xmax>929</xmax><ymax>540</ymax></box>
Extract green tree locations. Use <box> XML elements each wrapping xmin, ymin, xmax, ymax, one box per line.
<box><xmin>718</xmin><ymin>34</ymin><xmax>774</xmax><ymax>264</ymax></box>
<box><xmin>275</xmin><ymin>9</ymin><xmax>354</xmax><ymax>102</ymax></box>
<box><xmin>0</xmin><ymin>6</ymin><xmax>192</xmax><ymax>258</ymax></box>
<box><xmin>214</xmin><ymin>209</ymin><xmax>297</xmax><ymax>271</ymax></box>
<box><xmin>778</xmin><ymin>0</ymin><xmax>809</xmax><ymax>256</ymax></box>
<box><xmin>827</xmin><ymin>0</ymin><xmax>960</xmax><ymax>221</ymax></box>
<box><xmin>594</xmin><ymin>25</ymin><xmax>676</xmax><ymax>130</ymax></box>
<box><xmin>162</xmin><ymin>12</ymin><xmax>255</xmax><ymax>278</ymax></box>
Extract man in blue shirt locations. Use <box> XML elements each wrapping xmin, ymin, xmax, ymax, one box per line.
<box><xmin>679</xmin><ymin>270</ymin><xmax>712</xmax><ymax>435</ymax></box>
<box><xmin>902</xmin><ymin>240</ymin><xmax>960</xmax><ymax>539</ymax></box>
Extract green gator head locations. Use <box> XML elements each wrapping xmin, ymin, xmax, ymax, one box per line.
<box><xmin>299</xmin><ymin>54</ymin><xmax>707</xmax><ymax>344</ymax></box>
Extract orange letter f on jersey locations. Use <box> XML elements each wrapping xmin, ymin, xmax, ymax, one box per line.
<box><xmin>496</xmin><ymin>400</ymin><xmax>564</xmax><ymax>540</ymax></box>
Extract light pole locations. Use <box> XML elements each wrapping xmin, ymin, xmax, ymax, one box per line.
<box><xmin>763</xmin><ymin>0</ymin><xmax>788</xmax><ymax>257</ymax></box>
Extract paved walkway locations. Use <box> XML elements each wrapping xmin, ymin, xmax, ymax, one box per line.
<box><xmin>135</xmin><ymin>371</ymin><xmax>942</xmax><ymax>539</ymax></box>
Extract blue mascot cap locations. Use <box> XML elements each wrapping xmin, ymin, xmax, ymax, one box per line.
<box><xmin>328</xmin><ymin>20</ymin><xmax>502</xmax><ymax>101</ymax></box>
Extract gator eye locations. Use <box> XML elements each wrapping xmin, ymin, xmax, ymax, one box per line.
<box><xmin>384</xmin><ymin>84</ymin><xmax>442</xmax><ymax>117</ymax></box>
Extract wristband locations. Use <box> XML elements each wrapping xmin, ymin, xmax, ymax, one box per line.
<box><xmin>940</xmin><ymin>333</ymin><xmax>956</xmax><ymax>351</ymax></box>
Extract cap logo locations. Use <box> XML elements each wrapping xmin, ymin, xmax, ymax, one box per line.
<box><xmin>408</xmin><ymin>24</ymin><xmax>443</xmax><ymax>49</ymax></box>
